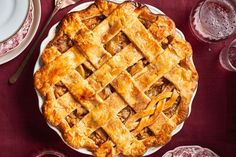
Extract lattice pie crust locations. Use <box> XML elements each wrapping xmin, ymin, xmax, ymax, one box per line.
<box><xmin>34</xmin><ymin>0</ymin><xmax>198</xmax><ymax>156</ymax></box>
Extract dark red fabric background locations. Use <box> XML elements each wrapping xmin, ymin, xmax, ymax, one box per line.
<box><xmin>0</xmin><ymin>0</ymin><xmax>236</xmax><ymax>156</ymax></box>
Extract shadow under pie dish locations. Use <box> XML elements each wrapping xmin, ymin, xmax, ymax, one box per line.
<box><xmin>34</xmin><ymin>0</ymin><xmax>199</xmax><ymax>156</ymax></box>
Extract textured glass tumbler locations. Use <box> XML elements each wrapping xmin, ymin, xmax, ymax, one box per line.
<box><xmin>34</xmin><ymin>150</ymin><xmax>65</xmax><ymax>157</ymax></box>
<box><xmin>190</xmin><ymin>0</ymin><xmax>236</xmax><ymax>43</ymax></box>
<box><xmin>219</xmin><ymin>39</ymin><xmax>236</xmax><ymax>71</ymax></box>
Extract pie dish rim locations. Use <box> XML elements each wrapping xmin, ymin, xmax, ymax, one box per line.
<box><xmin>33</xmin><ymin>1</ymin><xmax>198</xmax><ymax>156</ymax></box>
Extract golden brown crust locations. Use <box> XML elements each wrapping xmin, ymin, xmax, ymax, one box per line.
<box><xmin>34</xmin><ymin>0</ymin><xmax>198</xmax><ymax>156</ymax></box>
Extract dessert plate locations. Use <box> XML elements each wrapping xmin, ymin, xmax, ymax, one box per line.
<box><xmin>34</xmin><ymin>0</ymin><xmax>198</xmax><ymax>156</ymax></box>
<box><xmin>0</xmin><ymin>0</ymin><xmax>34</xmax><ymax>57</ymax></box>
<box><xmin>0</xmin><ymin>0</ymin><xmax>41</xmax><ymax>65</ymax></box>
<box><xmin>0</xmin><ymin>0</ymin><xmax>29</xmax><ymax>42</ymax></box>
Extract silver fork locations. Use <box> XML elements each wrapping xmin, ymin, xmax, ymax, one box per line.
<box><xmin>9</xmin><ymin>0</ymin><xmax>80</xmax><ymax>84</ymax></box>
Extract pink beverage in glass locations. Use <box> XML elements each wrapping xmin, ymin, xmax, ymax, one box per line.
<box><xmin>190</xmin><ymin>0</ymin><xmax>236</xmax><ymax>42</ymax></box>
<box><xmin>219</xmin><ymin>39</ymin><xmax>236</xmax><ymax>71</ymax></box>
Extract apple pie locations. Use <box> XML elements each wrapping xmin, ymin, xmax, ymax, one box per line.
<box><xmin>34</xmin><ymin>0</ymin><xmax>198</xmax><ymax>156</ymax></box>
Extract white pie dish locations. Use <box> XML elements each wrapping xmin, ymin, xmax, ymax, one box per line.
<box><xmin>0</xmin><ymin>0</ymin><xmax>29</xmax><ymax>42</ymax></box>
<box><xmin>34</xmin><ymin>1</ymin><xmax>198</xmax><ymax>156</ymax></box>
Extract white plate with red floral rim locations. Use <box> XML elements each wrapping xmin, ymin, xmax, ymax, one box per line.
<box><xmin>0</xmin><ymin>0</ymin><xmax>41</xmax><ymax>65</ymax></box>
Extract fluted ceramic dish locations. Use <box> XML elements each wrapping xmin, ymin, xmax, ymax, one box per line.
<box><xmin>34</xmin><ymin>0</ymin><xmax>198</xmax><ymax>156</ymax></box>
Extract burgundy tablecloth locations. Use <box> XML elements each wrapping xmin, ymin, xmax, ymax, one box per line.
<box><xmin>0</xmin><ymin>0</ymin><xmax>236</xmax><ymax>156</ymax></box>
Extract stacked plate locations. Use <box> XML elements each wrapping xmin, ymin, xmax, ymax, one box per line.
<box><xmin>0</xmin><ymin>0</ymin><xmax>41</xmax><ymax>65</ymax></box>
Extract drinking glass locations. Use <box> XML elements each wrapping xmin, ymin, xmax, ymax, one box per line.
<box><xmin>219</xmin><ymin>39</ymin><xmax>236</xmax><ymax>71</ymax></box>
<box><xmin>34</xmin><ymin>150</ymin><xmax>66</xmax><ymax>157</ymax></box>
<box><xmin>189</xmin><ymin>0</ymin><xmax>236</xmax><ymax>43</ymax></box>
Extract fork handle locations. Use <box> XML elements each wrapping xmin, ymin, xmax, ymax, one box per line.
<box><xmin>9</xmin><ymin>2</ymin><xmax>62</xmax><ymax>84</ymax></box>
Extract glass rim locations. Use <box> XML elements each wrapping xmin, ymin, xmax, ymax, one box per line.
<box><xmin>198</xmin><ymin>0</ymin><xmax>236</xmax><ymax>39</ymax></box>
<box><xmin>34</xmin><ymin>150</ymin><xmax>66</xmax><ymax>157</ymax></box>
<box><xmin>189</xmin><ymin>4</ymin><xmax>221</xmax><ymax>43</ymax></box>
<box><xmin>224</xmin><ymin>38</ymin><xmax>236</xmax><ymax>71</ymax></box>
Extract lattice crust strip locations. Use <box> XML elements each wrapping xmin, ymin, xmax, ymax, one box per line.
<box><xmin>34</xmin><ymin>0</ymin><xmax>198</xmax><ymax>156</ymax></box>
